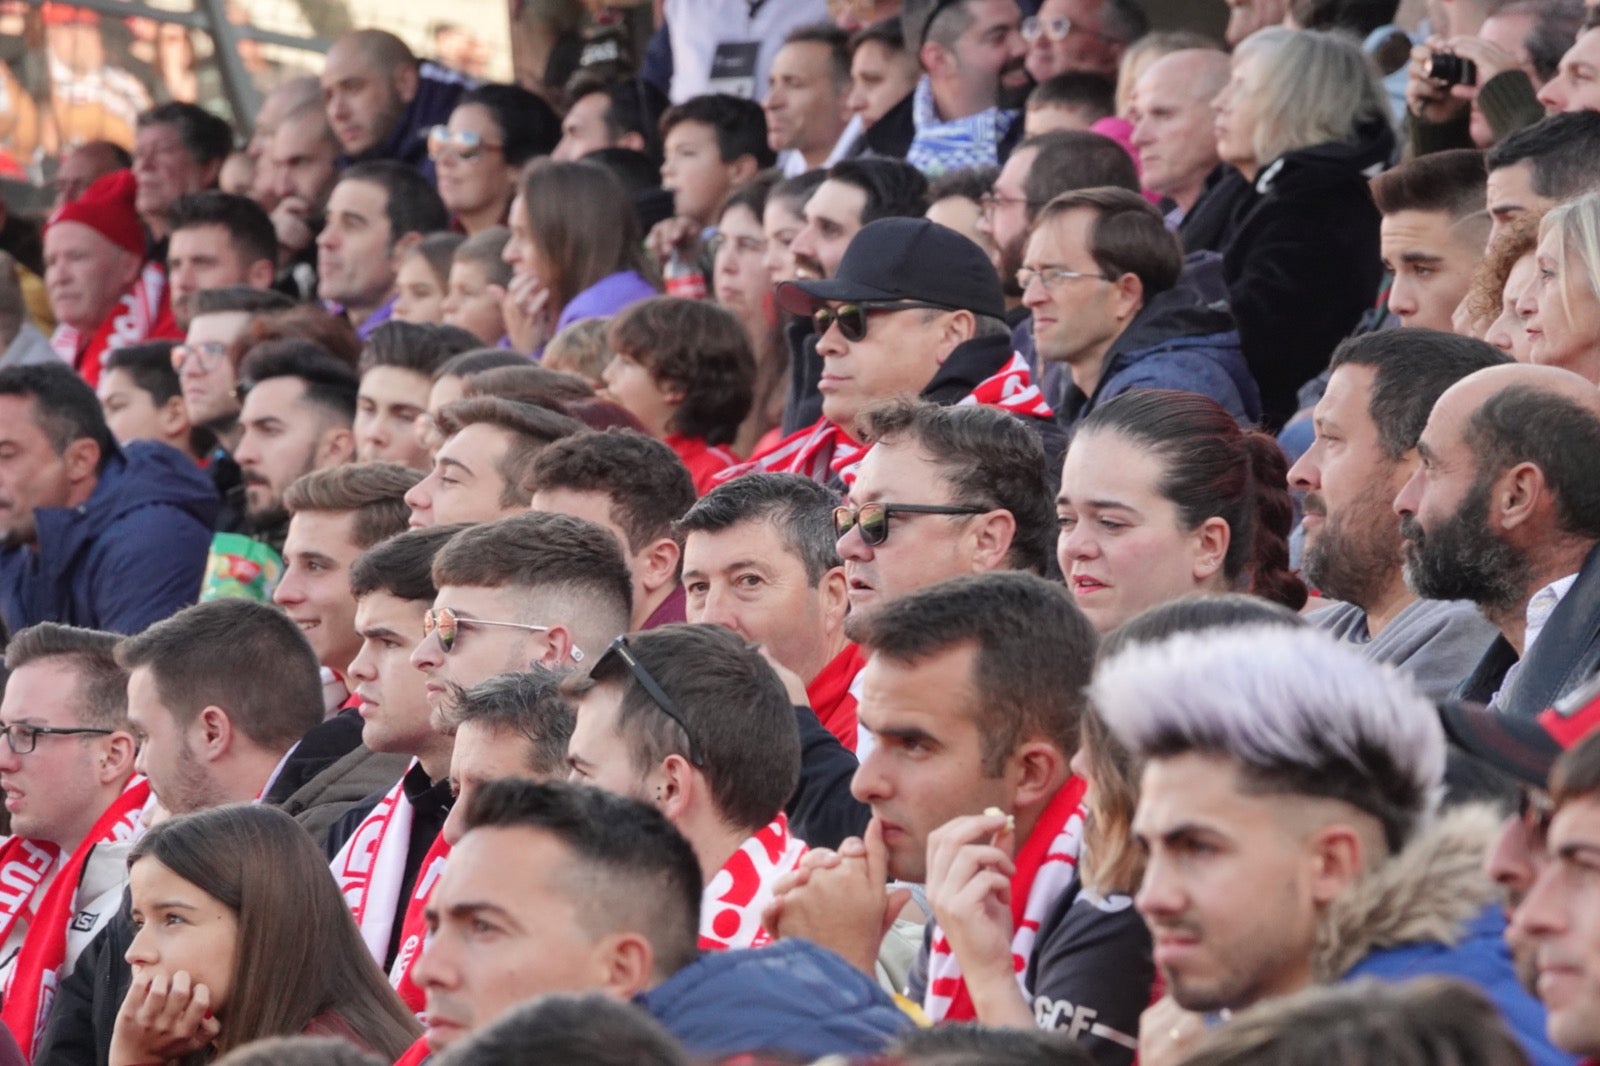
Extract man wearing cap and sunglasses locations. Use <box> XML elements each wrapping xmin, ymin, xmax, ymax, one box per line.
<box><xmin>564</xmin><ymin>623</ymin><xmax>806</xmax><ymax>953</ymax></box>
<box><xmin>734</xmin><ymin>214</ymin><xmax>1060</xmax><ymax>488</ymax></box>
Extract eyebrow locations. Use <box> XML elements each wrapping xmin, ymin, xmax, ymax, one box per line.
<box><xmin>1398</xmin><ymin>251</ymin><xmax>1445</xmax><ymax>264</ymax></box>
<box><xmin>446</xmin><ymin>901</ymin><xmax>517</xmax><ymax>926</ymax></box>
<box><xmin>359</xmin><ymin>625</ymin><xmax>408</xmax><ymax>642</ymax></box>
<box><xmin>873</xmin><ymin>724</ymin><xmax>938</xmax><ymax>747</ymax></box>
<box><xmin>245</xmin><ymin>417</ymin><xmax>285</xmax><ymax>432</ymax></box>
<box><xmin>1416</xmin><ymin>440</ymin><xmax>1436</xmax><ymax>462</ymax></box>
<box><xmin>292</xmin><ymin>551</ymin><xmax>338</xmax><ymax>568</ymax></box>
<box><xmin>436</xmin><ymin>456</ymin><xmax>472</xmax><ymax>477</ymax></box>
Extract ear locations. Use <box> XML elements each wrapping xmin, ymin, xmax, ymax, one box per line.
<box><xmin>919</xmin><ymin>41</ymin><xmax>950</xmax><ymax>79</ymax></box>
<box><xmin>394</xmin><ymin>63</ymin><xmax>421</xmax><ymax>105</ymax></box>
<box><xmin>1307</xmin><ymin>823</ymin><xmax>1368</xmax><ymax>906</ymax></box>
<box><xmin>939</xmin><ymin>309</ymin><xmax>977</xmax><ymax>354</ymax></box>
<box><xmin>635</xmin><ymin>537</ymin><xmax>682</xmax><ymax>598</ymax></box>
<box><xmin>537</xmin><ymin>625</ymin><xmax>587</xmax><ymax>669</ymax></box>
<box><xmin>195</xmin><ymin>705</ymin><xmax>234</xmax><ymax>761</ymax></box>
<box><xmin>98</xmin><ymin>730</ymin><xmax>139</xmax><ymax>786</ymax></box>
<box><xmin>656</xmin><ymin>753</ymin><xmax>696</xmax><ymax>821</ymax></box>
<box><xmin>1496</xmin><ymin>461</ymin><xmax>1545</xmax><ymax>534</ymax></box>
<box><xmin>389</xmin><ymin>230</ymin><xmax>424</xmax><ymax>272</ymax></box>
<box><xmin>317</xmin><ymin>424</ymin><xmax>356</xmax><ymax>467</ymax></box>
<box><xmin>156</xmin><ymin>395</ymin><xmax>190</xmax><ymax>440</ymax></box>
<box><xmin>967</xmin><ymin>508</ymin><xmax>1018</xmax><ymax>573</ymax></box>
<box><xmin>197</xmin><ymin>158</ymin><xmax>225</xmax><ymax>193</ymax></box>
<box><xmin>618</xmin><ymin>131</ymin><xmax>647</xmax><ymax>154</ymax></box>
<box><xmin>819</xmin><ymin>564</ymin><xmax>850</xmax><ymax>635</ymax></box>
<box><xmin>1191</xmin><ymin>515</ymin><xmax>1230</xmax><ymax>582</ymax></box>
<box><xmin>62</xmin><ymin>437</ymin><xmax>101</xmax><ymax>486</ymax></box>
<box><xmin>1007</xmin><ymin>738</ymin><xmax>1067</xmax><ymax>811</ymax></box>
<box><xmin>727</xmin><ymin>154</ymin><xmax>761</xmax><ymax>189</ymax></box>
<box><xmin>116</xmin><ymin>249</ymin><xmax>143</xmax><ymax>289</ymax></box>
<box><xmin>1111</xmin><ymin>272</ymin><xmax>1144</xmax><ymax>322</ymax></box>
<box><xmin>593</xmin><ymin>932</ymin><xmax>657</xmax><ymax>999</ymax></box>
<box><xmin>246</xmin><ymin>257</ymin><xmax>276</xmax><ymax>289</ymax></box>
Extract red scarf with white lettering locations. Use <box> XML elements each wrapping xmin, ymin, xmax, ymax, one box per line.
<box><xmin>923</xmin><ymin>777</ymin><xmax>1088</xmax><ymax>1024</ymax></box>
<box><xmin>698</xmin><ymin>814</ymin><xmax>808</xmax><ymax>952</ymax></box>
<box><xmin>714</xmin><ymin>353</ymin><xmax>1054</xmax><ymax>489</ymax></box>
<box><xmin>388</xmin><ymin>832</ymin><xmax>450</xmax><ymax>1016</ymax></box>
<box><xmin>331</xmin><ymin>772</ymin><xmax>414</xmax><ymax>966</ymax></box>
<box><xmin>48</xmin><ymin>262</ymin><xmax>177</xmax><ymax>386</ymax></box>
<box><xmin>0</xmin><ymin>839</ymin><xmax>59</xmax><ymax>964</ymax></box>
<box><xmin>1</xmin><ymin>776</ymin><xmax>150</xmax><ymax>1058</ymax></box>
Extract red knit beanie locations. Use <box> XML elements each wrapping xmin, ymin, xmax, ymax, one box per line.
<box><xmin>46</xmin><ymin>169</ymin><xmax>146</xmax><ymax>258</ymax></box>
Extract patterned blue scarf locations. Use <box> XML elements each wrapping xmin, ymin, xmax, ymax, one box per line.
<box><xmin>905</xmin><ymin>76</ymin><xmax>1019</xmax><ymax>177</ymax></box>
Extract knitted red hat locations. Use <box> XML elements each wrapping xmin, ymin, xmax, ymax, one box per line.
<box><xmin>46</xmin><ymin>169</ymin><xmax>145</xmax><ymax>258</ymax></box>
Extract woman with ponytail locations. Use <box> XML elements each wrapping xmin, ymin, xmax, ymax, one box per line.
<box><xmin>1055</xmin><ymin>388</ymin><xmax>1305</xmax><ymax>634</ymax></box>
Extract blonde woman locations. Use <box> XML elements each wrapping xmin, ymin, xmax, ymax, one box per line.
<box><xmin>1517</xmin><ymin>190</ymin><xmax>1600</xmax><ymax>383</ymax></box>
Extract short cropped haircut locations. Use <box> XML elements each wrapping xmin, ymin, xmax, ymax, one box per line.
<box><xmin>565</xmin><ymin>624</ymin><xmax>800</xmax><ymax>832</ymax></box>
<box><xmin>238</xmin><ymin>340</ymin><xmax>360</xmax><ymax>425</ymax></box>
<box><xmin>212</xmin><ymin>1036</ymin><xmax>384</xmax><ymax>1066</ymax></box>
<box><xmin>0</xmin><ymin>363</ymin><xmax>117</xmax><ymax>474</ymax></box>
<box><xmin>192</xmin><ymin>285</ymin><xmax>295</xmax><ymax>319</ymax></box>
<box><xmin>463</xmin><ymin>364</ymin><xmax>596</xmax><ymax>408</ymax></box>
<box><xmin>433</xmin><ymin>995</ymin><xmax>688</xmax><ymax>1066</ymax></box>
<box><xmin>783</xmin><ymin>22</ymin><xmax>851</xmax><ymax>89</ymax></box>
<box><xmin>851</xmin><ymin>15</ymin><xmax>906</xmax><ymax>57</ymax></box>
<box><xmin>406</xmin><ymin>232</ymin><xmax>464</xmax><ymax>289</ymax></box>
<box><xmin>1288</xmin><ymin>0</ymin><xmax>1401</xmax><ymax>37</ymax></box>
<box><xmin>337</xmin><ymin>160</ymin><xmax>450</xmax><ymax>243</ymax></box>
<box><xmin>1096</xmin><ymin>625</ymin><xmax>1445</xmax><ymax>853</ymax></box>
<box><xmin>282</xmin><ymin>463</ymin><xmax>421</xmax><ymax>548</ymax></box>
<box><xmin>1028</xmin><ymin>72</ymin><xmax>1116</xmax><ymax>122</ymax></box>
<box><xmin>1463</xmin><ymin>385</ymin><xmax>1600</xmax><ymax>540</ymax></box>
<box><xmin>435</xmin><ymin>397</ymin><xmax>586</xmax><ymax>507</ymax></box>
<box><xmin>1035</xmin><ymin>187</ymin><xmax>1183</xmax><ymax>299</ymax></box>
<box><xmin>1369</xmin><ymin>149</ymin><xmax>1487</xmax><ymax>221</ymax></box>
<box><xmin>770</xmin><ymin>169</ymin><xmax>828</xmax><ymax>215</ymax></box>
<box><xmin>451</xmin><ymin>227</ymin><xmax>513</xmax><ymax>289</ymax></box>
<box><xmin>1486</xmin><ymin>111</ymin><xmax>1600</xmax><ymax>200</ymax></box>
<box><xmin>856</xmin><ymin>573</ymin><xmax>1095</xmax><ymax>774</ymax></box>
<box><xmin>238</xmin><ymin>305</ymin><xmax>362</xmax><ymax>368</ymax></box>
<box><xmin>432</xmin><ymin>512</ymin><xmax>634</xmax><ymax>630</ymax></box>
<box><xmin>892</xmin><ymin>1023</ymin><xmax>1094</xmax><ymax>1066</ymax></box>
<box><xmin>606</xmin><ymin>298</ymin><xmax>755</xmax><ymax>446</ymax></box>
<box><xmin>1327</xmin><ymin>329</ymin><xmax>1511</xmax><ymax>461</ymax></box>
<box><xmin>452</xmin><ymin>668</ymin><xmax>575</xmax><ymax>779</ymax></box>
<box><xmin>827</xmin><ymin>156</ymin><xmax>930</xmax><ymax>222</ymax></box>
<box><xmin>116</xmin><ymin>599</ymin><xmax>324</xmax><ymax>750</ymax></box>
<box><xmin>433</xmin><ymin>348</ymin><xmax>526</xmax><ymax>382</ymax></box>
<box><xmin>168</xmin><ymin>191</ymin><xmax>277</xmax><ymax>268</ymax></box>
<box><xmin>358</xmin><ymin>321</ymin><xmax>481</xmax><ymax>377</ymax></box>
<box><xmin>658</xmin><ymin>93</ymin><xmax>776</xmax><ymax>168</ymax></box>
<box><xmin>677</xmin><ymin>473</ymin><xmax>841</xmax><ymax>585</ymax></box>
<box><xmin>927</xmin><ymin>165</ymin><xmax>999</xmax><ymax>206</ymax></box>
<box><xmin>348</xmin><ymin>523</ymin><xmax>466</xmax><ymax>603</ymax></box>
<box><xmin>1552</xmin><ymin>729</ymin><xmax>1600</xmax><ymax>810</ymax></box>
<box><xmin>1023</xmin><ymin>132</ymin><xmax>1142</xmax><ymax>220</ymax></box>
<box><xmin>860</xmin><ymin>399</ymin><xmax>1056</xmax><ymax>576</ymax></box>
<box><xmin>461</xmin><ymin>779</ymin><xmax>703</xmax><ymax>978</ymax></box>
<box><xmin>137</xmin><ymin>101</ymin><xmax>234</xmax><ymax>166</ymax></box>
<box><xmin>4</xmin><ymin>623</ymin><xmax>129</xmax><ymax>730</ymax></box>
<box><xmin>1177</xmin><ymin>977</ymin><xmax>1528</xmax><ymax>1066</ymax></box>
<box><xmin>101</xmin><ymin>341</ymin><xmax>182</xmax><ymax>406</ymax></box>
<box><xmin>526</xmin><ymin>430</ymin><xmax>696</xmax><ymax>553</ymax></box>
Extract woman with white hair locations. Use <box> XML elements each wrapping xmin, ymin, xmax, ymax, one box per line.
<box><xmin>1516</xmin><ymin>189</ymin><xmax>1600</xmax><ymax>383</ymax></box>
<box><xmin>1182</xmin><ymin>27</ymin><xmax>1394</xmax><ymax>430</ymax></box>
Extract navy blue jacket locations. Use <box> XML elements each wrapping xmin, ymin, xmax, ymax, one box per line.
<box><xmin>0</xmin><ymin>440</ymin><xmax>216</xmax><ymax>635</ymax></box>
<box><xmin>637</xmin><ymin>939</ymin><xmax>912</xmax><ymax>1059</ymax></box>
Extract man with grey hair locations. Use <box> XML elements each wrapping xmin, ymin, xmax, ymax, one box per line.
<box><xmin>1100</xmin><ymin>625</ymin><xmax>1563</xmax><ymax>1066</ymax></box>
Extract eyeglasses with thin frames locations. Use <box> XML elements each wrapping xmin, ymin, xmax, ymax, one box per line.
<box><xmin>423</xmin><ymin>606</ymin><xmax>584</xmax><ymax>662</ymax></box>
<box><xmin>1016</xmin><ymin>266</ymin><xmax>1114</xmax><ymax>291</ymax></box>
<box><xmin>425</xmin><ymin>126</ymin><xmax>505</xmax><ymax>162</ymax></box>
<box><xmin>594</xmin><ymin>635</ymin><xmax>703</xmax><ymax>766</ymax></box>
<box><xmin>833</xmin><ymin>502</ymin><xmax>988</xmax><ymax>547</ymax></box>
<box><xmin>1021</xmin><ymin>14</ymin><xmax>1121</xmax><ymax>45</ymax></box>
<box><xmin>0</xmin><ymin>723</ymin><xmax>115</xmax><ymax>755</ymax></box>
<box><xmin>170</xmin><ymin>340</ymin><xmax>230</xmax><ymax>374</ymax></box>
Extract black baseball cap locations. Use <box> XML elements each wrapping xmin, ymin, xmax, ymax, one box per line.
<box><xmin>775</xmin><ymin>216</ymin><xmax>1006</xmax><ymax>322</ymax></box>
<box><xmin>1439</xmin><ymin>672</ymin><xmax>1600</xmax><ymax>789</ymax></box>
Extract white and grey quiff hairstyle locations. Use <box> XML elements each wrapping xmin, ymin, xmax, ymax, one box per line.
<box><xmin>1093</xmin><ymin>625</ymin><xmax>1445</xmax><ymax>854</ymax></box>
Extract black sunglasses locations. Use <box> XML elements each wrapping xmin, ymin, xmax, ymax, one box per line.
<box><xmin>595</xmin><ymin>635</ymin><xmax>703</xmax><ymax>766</ymax></box>
<box><xmin>812</xmin><ymin>301</ymin><xmax>944</xmax><ymax>343</ymax></box>
<box><xmin>833</xmin><ymin>502</ymin><xmax>987</xmax><ymax>547</ymax></box>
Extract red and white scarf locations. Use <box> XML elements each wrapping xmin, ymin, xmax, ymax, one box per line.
<box><xmin>715</xmin><ymin>352</ymin><xmax>1055</xmax><ymax>490</ymax></box>
<box><xmin>0</xmin><ymin>839</ymin><xmax>60</xmax><ymax>969</ymax></box>
<box><xmin>48</xmin><ymin>261</ymin><xmax>176</xmax><ymax>386</ymax></box>
<box><xmin>807</xmin><ymin>643</ymin><xmax>866</xmax><ymax>752</ymax></box>
<box><xmin>0</xmin><ymin>776</ymin><xmax>150</xmax><ymax>1059</ymax></box>
<box><xmin>923</xmin><ymin>777</ymin><xmax>1089</xmax><ymax>1024</ymax></box>
<box><xmin>330</xmin><ymin>765</ymin><xmax>449</xmax><ymax>1016</ymax></box>
<box><xmin>698</xmin><ymin>814</ymin><xmax>808</xmax><ymax>952</ymax></box>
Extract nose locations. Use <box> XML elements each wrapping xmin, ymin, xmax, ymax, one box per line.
<box><xmin>272</xmin><ymin>569</ymin><xmax>304</xmax><ymax>608</ymax></box>
<box><xmin>695</xmin><ymin>586</ymin><xmax>740</xmax><ymax>633</ymax></box>
<box><xmin>0</xmin><ymin>739</ymin><xmax>21</xmax><ymax>773</ymax></box>
<box><xmin>1021</xmin><ymin>273</ymin><xmax>1048</xmax><ymax>309</ymax></box>
<box><xmin>849</xmin><ymin>742</ymin><xmax>888</xmax><ymax>805</ymax></box>
<box><xmin>1134</xmin><ymin>851</ymin><xmax>1184</xmax><ymax>920</ymax></box>
<box><xmin>1393</xmin><ymin>466</ymin><xmax>1422</xmax><ymax>519</ymax></box>
<box><xmin>1059</xmin><ymin>518</ymin><xmax>1100</xmax><ymax>561</ymax></box>
<box><xmin>1537</xmin><ymin>78</ymin><xmax>1565</xmax><ymax>113</ymax></box>
<box><xmin>836</xmin><ymin>519</ymin><xmax>871</xmax><ymax>562</ymax></box>
<box><xmin>404</xmin><ymin>479</ymin><xmax>433</xmax><ymax>523</ymax></box>
<box><xmin>1286</xmin><ymin>441</ymin><xmax>1320</xmax><ymax>492</ymax></box>
<box><xmin>789</xmin><ymin>224</ymin><xmax>819</xmax><ymax>263</ymax></box>
<box><xmin>124</xmin><ymin>920</ymin><xmax>157</xmax><ymax>967</ymax></box>
<box><xmin>410</xmin><ymin>629</ymin><xmax>443</xmax><ymax>673</ymax></box>
<box><xmin>1486</xmin><ymin>813</ymin><xmax>1537</xmax><ymax>904</ymax></box>
<box><xmin>814</xmin><ymin>316</ymin><xmax>848</xmax><ymax>358</ymax></box>
<box><xmin>441</xmin><ymin>802</ymin><xmax>466</xmax><ymax>847</ymax></box>
<box><xmin>409</xmin><ymin>926</ymin><xmax>453</xmax><ymax>992</ymax></box>
<box><xmin>1387</xmin><ymin>277</ymin><xmax>1417</xmax><ymax>320</ymax></box>
<box><xmin>1508</xmin><ymin>861</ymin><xmax>1567</xmax><ymax>944</ymax></box>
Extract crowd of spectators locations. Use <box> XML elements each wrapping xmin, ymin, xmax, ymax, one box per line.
<box><xmin>5</xmin><ymin>0</ymin><xmax>1600</xmax><ymax>1063</ymax></box>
